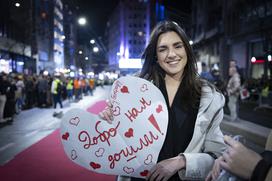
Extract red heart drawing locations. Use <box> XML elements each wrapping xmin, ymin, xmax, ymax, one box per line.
<box><xmin>140</xmin><ymin>170</ymin><xmax>149</xmax><ymax>176</ymax></box>
<box><xmin>95</xmin><ymin>148</ymin><xmax>105</xmax><ymax>157</ymax></box>
<box><xmin>140</xmin><ymin>84</ymin><xmax>148</xmax><ymax>92</ymax></box>
<box><xmin>121</xmin><ymin>86</ymin><xmax>129</xmax><ymax>93</ymax></box>
<box><xmin>144</xmin><ymin>154</ymin><xmax>153</xmax><ymax>165</ymax></box>
<box><xmin>124</xmin><ymin>128</ymin><xmax>134</xmax><ymax>138</ymax></box>
<box><xmin>112</xmin><ymin>106</ymin><xmax>120</xmax><ymax>116</ymax></box>
<box><xmin>71</xmin><ymin>149</ymin><xmax>77</xmax><ymax>160</ymax></box>
<box><xmin>69</xmin><ymin>117</ymin><xmax>80</xmax><ymax>126</ymax></box>
<box><xmin>62</xmin><ymin>132</ymin><xmax>69</xmax><ymax>140</ymax></box>
<box><xmin>90</xmin><ymin>162</ymin><xmax>101</xmax><ymax>169</ymax></box>
<box><xmin>156</xmin><ymin>104</ymin><xmax>163</xmax><ymax>113</ymax></box>
<box><xmin>123</xmin><ymin>166</ymin><xmax>134</xmax><ymax>174</ymax></box>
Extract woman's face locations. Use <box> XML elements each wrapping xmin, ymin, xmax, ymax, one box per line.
<box><xmin>156</xmin><ymin>31</ymin><xmax>187</xmax><ymax>79</ymax></box>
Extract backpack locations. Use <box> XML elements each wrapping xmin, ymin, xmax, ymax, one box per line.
<box><xmin>57</xmin><ymin>82</ymin><xmax>62</xmax><ymax>94</ymax></box>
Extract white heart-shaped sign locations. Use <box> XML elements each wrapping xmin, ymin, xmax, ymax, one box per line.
<box><xmin>60</xmin><ymin>76</ymin><xmax>168</xmax><ymax>178</ymax></box>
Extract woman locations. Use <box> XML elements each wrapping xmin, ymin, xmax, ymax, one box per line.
<box><xmin>100</xmin><ymin>21</ymin><xmax>226</xmax><ymax>181</ymax></box>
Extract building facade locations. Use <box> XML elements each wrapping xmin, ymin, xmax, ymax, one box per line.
<box><xmin>52</xmin><ymin>0</ymin><xmax>64</xmax><ymax>70</ymax></box>
<box><xmin>0</xmin><ymin>0</ymin><xmax>76</xmax><ymax>74</ymax></box>
<box><xmin>0</xmin><ymin>1</ymin><xmax>35</xmax><ymax>74</ymax></box>
<box><xmin>191</xmin><ymin>0</ymin><xmax>272</xmax><ymax>80</ymax></box>
<box><xmin>107</xmin><ymin>0</ymin><xmax>151</xmax><ymax>73</ymax></box>
<box><xmin>63</xmin><ymin>3</ymin><xmax>77</xmax><ymax>71</ymax></box>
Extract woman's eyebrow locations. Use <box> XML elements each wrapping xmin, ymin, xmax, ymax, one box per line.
<box><xmin>157</xmin><ymin>41</ymin><xmax>183</xmax><ymax>48</ymax></box>
<box><xmin>173</xmin><ymin>41</ymin><xmax>183</xmax><ymax>46</ymax></box>
<box><xmin>157</xmin><ymin>45</ymin><xmax>167</xmax><ymax>49</ymax></box>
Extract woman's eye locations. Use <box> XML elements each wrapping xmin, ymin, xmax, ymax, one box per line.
<box><xmin>158</xmin><ymin>49</ymin><xmax>166</xmax><ymax>52</ymax></box>
<box><xmin>176</xmin><ymin>45</ymin><xmax>183</xmax><ymax>49</ymax></box>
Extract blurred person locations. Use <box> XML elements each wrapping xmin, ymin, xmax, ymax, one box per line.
<box><xmin>51</xmin><ymin>73</ymin><xmax>63</xmax><ymax>117</ymax></box>
<box><xmin>226</xmin><ymin>66</ymin><xmax>241</xmax><ymax>122</ymax></box>
<box><xmin>89</xmin><ymin>78</ymin><xmax>95</xmax><ymax>96</ymax></box>
<box><xmin>37</xmin><ymin>75</ymin><xmax>48</xmax><ymax>107</ymax></box>
<box><xmin>46</xmin><ymin>75</ymin><xmax>53</xmax><ymax>107</ymax></box>
<box><xmin>24</xmin><ymin>76</ymin><xmax>34</xmax><ymax>109</ymax></box>
<box><xmin>73</xmin><ymin>77</ymin><xmax>80</xmax><ymax>101</ymax></box>
<box><xmin>3</xmin><ymin>75</ymin><xmax>17</xmax><ymax>122</ymax></box>
<box><xmin>206</xmin><ymin>135</ymin><xmax>272</xmax><ymax>181</ymax></box>
<box><xmin>80</xmin><ymin>77</ymin><xmax>87</xmax><ymax>96</ymax></box>
<box><xmin>0</xmin><ymin>73</ymin><xmax>8</xmax><ymax>123</ymax></box>
<box><xmin>230</xmin><ymin>59</ymin><xmax>244</xmax><ymax>85</ymax></box>
<box><xmin>15</xmin><ymin>75</ymin><xmax>25</xmax><ymax>113</ymax></box>
<box><xmin>32</xmin><ymin>74</ymin><xmax>39</xmax><ymax>107</ymax></box>
<box><xmin>66</xmin><ymin>77</ymin><xmax>74</xmax><ymax>102</ymax></box>
<box><xmin>99</xmin><ymin>20</ymin><xmax>226</xmax><ymax>181</ymax></box>
<box><xmin>229</xmin><ymin>59</ymin><xmax>236</xmax><ymax>69</ymax></box>
<box><xmin>200</xmin><ymin>62</ymin><xmax>215</xmax><ymax>83</ymax></box>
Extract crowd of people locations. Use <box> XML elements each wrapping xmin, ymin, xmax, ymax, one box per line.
<box><xmin>0</xmin><ymin>72</ymin><xmax>97</xmax><ymax>124</ymax></box>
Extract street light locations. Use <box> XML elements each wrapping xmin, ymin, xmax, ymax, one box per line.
<box><xmin>268</xmin><ymin>55</ymin><xmax>272</xmax><ymax>62</ymax></box>
<box><xmin>78</xmin><ymin>17</ymin><xmax>87</xmax><ymax>26</ymax></box>
<box><xmin>15</xmin><ymin>2</ymin><xmax>20</xmax><ymax>7</ymax></box>
<box><xmin>251</xmin><ymin>56</ymin><xmax>256</xmax><ymax>63</ymax></box>
<box><xmin>93</xmin><ymin>47</ymin><xmax>99</xmax><ymax>53</ymax></box>
<box><xmin>90</xmin><ymin>39</ymin><xmax>95</xmax><ymax>44</ymax></box>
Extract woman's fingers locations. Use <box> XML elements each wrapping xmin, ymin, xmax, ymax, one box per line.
<box><xmin>205</xmin><ymin>171</ymin><xmax>212</xmax><ymax>181</ymax></box>
<box><xmin>98</xmin><ymin>108</ymin><xmax>113</xmax><ymax>124</ymax></box>
<box><xmin>106</xmin><ymin>99</ymin><xmax>113</xmax><ymax>108</ymax></box>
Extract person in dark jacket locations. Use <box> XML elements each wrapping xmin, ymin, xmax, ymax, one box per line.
<box><xmin>37</xmin><ymin>75</ymin><xmax>48</xmax><ymax>107</ymax></box>
<box><xmin>3</xmin><ymin>75</ymin><xmax>17</xmax><ymax>122</ymax></box>
<box><xmin>0</xmin><ymin>73</ymin><xmax>8</xmax><ymax>123</ymax></box>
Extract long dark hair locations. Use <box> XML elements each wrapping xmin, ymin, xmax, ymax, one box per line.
<box><xmin>140</xmin><ymin>20</ymin><xmax>202</xmax><ymax>108</ymax></box>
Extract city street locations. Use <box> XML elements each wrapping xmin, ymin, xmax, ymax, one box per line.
<box><xmin>1</xmin><ymin>0</ymin><xmax>272</xmax><ymax>180</ymax></box>
<box><xmin>238</xmin><ymin>101</ymin><xmax>272</xmax><ymax>128</ymax></box>
<box><xmin>1</xmin><ymin>85</ymin><xmax>271</xmax><ymax>166</ymax></box>
<box><xmin>0</xmin><ymin>86</ymin><xmax>111</xmax><ymax>165</ymax></box>
<box><xmin>0</xmin><ymin>84</ymin><xmax>271</xmax><ymax>180</ymax></box>
<box><xmin>223</xmin><ymin>99</ymin><xmax>272</xmax><ymax>129</ymax></box>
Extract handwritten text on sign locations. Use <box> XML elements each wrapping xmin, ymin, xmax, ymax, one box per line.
<box><xmin>60</xmin><ymin>76</ymin><xmax>168</xmax><ymax>178</ymax></box>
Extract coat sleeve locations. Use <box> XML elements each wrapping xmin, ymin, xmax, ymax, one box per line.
<box><xmin>178</xmin><ymin>94</ymin><xmax>226</xmax><ymax>180</ymax></box>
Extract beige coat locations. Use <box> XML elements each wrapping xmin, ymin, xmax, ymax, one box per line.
<box><xmin>178</xmin><ymin>85</ymin><xmax>226</xmax><ymax>180</ymax></box>
<box><xmin>227</xmin><ymin>73</ymin><xmax>241</xmax><ymax>97</ymax></box>
<box><xmin>265</xmin><ymin>130</ymin><xmax>272</xmax><ymax>181</ymax></box>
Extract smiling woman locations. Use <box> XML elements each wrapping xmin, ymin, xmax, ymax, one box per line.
<box><xmin>156</xmin><ymin>31</ymin><xmax>187</xmax><ymax>84</ymax></box>
<box><xmin>100</xmin><ymin>20</ymin><xmax>226</xmax><ymax>181</ymax></box>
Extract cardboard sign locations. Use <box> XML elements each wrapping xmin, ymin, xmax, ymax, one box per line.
<box><xmin>60</xmin><ymin>76</ymin><xmax>168</xmax><ymax>178</ymax></box>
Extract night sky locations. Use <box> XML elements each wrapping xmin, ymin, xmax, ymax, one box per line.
<box><xmin>76</xmin><ymin>0</ymin><xmax>119</xmax><ymax>40</ymax></box>
<box><xmin>75</xmin><ymin>0</ymin><xmax>191</xmax><ymax>43</ymax></box>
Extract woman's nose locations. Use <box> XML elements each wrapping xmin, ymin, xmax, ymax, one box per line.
<box><xmin>167</xmin><ymin>48</ymin><xmax>177</xmax><ymax>58</ymax></box>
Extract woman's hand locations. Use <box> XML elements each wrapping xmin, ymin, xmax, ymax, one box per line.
<box><xmin>146</xmin><ymin>155</ymin><xmax>186</xmax><ymax>181</ymax></box>
<box><xmin>98</xmin><ymin>100</ymin><xmax>114</xmax><ymax>124</ymax></box>
<box><xmin>205</xmin><ymin>156</ymin><xmax>224</xmax><ymax>181</ymax></box>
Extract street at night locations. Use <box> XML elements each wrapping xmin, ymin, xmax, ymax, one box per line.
<box><xmin>1</xmin><ymin>0</ymin><xmax>272</xmax><ymax>181</ymax></box>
